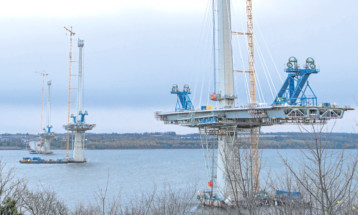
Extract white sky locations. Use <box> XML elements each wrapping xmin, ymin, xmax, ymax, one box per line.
<box><xmin>0</xmin><ymin>0</ymin><xmax>207</xmax><ymax>17</ymax></box>
<box><xmin>0</xmin><ymin>0</ymin><xmax>357</xmax><ymax>134</ymax></box>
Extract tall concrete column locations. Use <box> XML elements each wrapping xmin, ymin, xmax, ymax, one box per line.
<box><xmin>73</xmin><ymin>131</ymin><xmax>84</xmax><ymax>161</ymax></box>
<box><xmin>77</xmin><ymin>39</ymin><xmax>84</xmax><ymax>118</ymax></box>
<box><xmin>216</xmin><ymin>135</ymin><xmax>227</xmax><ymax>197</ymax></box>
<box><xmin>217</xmin><ymin>0</ymin><xmax>235</xmax><ymax>108</ymax></box>
<box><xmin>43</xmin><ymin>136</ymin><xmax>54</xmax><ymax>153</ymax></box>
<box><xmin>216</xmin><ymin>130</ymin><xmax>237</xmax><ymax>200</ymax></box>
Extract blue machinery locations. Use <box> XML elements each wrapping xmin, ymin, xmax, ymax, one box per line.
<box><xmin>173</xmin><ymin>57</ymin><xmax>321</xmax><ymax>112</ymax></box>
<box><xmin>44</xmin><ymin>125</ymin><xmax>53</xmax><ymax>134</ymax></box>
<box><xmin>274</xmin><ymin>57</ymin><xmax>318</xmax><ymax>106</ymax></box>
<box><xmin>171</xmin><ymin>84</ymin><xmax>194</xmax><ymax>112</ymax></box>
<box><xmin>71</xmin><ymin>111</ymin><xmax>88</xmax><ymax>125</ymax></box>
<box><xmin>173</xmin><ymin>57</ymin><xmax>324</xmax><ymax>111</ymax></box>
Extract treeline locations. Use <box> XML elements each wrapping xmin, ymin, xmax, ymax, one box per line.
<box><xmin>0</xmin><ymin>132</ymin><xmax>357</xmax><ymax>150</ymax></box>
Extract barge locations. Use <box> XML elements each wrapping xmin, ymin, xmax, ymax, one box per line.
<box><xmin>20</xmin><ymin>157</ymin><xmax>87</xmax><ymax>164</ymax></box>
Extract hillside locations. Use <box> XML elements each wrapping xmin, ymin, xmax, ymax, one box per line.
<box><xmin>0</xmin><ymin>132</ymin><xmax>357</xmax><ymax>150</ymax></box>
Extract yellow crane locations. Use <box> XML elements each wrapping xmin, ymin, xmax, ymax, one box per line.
<box><xmin>64</xmin><ymin>26</ymin><xmax>75</xmax><ymax>159</ymax></box>
<box><xmin>245</xmin><ymin>0</ymin><xmax>260</xmax><ymax>191</ymax></box>
<box><xmin>233</xmin><ymin>0</ymin><xmax>259</xmax><ymax>189</ymax></box>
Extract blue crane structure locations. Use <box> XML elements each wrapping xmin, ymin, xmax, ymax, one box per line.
<box><xmin>171</xmin><ymin>84</ymin><xmax>194</xmax><ymax>112</ymax></box>
<box><xmin>70</xmin><ymin>111</ymin><xmax>88</xmax><ymax>124</ymax></box>
<box><xmin>44</xmin><ymin>125</ymin><xmax>53</xmax><ymax>134</ymax></box>
<box><xmin>274</xmin><ymin>57</ymin><xmax>318</xmax><ymax>106</ymax></box>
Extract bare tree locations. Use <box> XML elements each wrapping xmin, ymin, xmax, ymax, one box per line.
<box><xmin>217</xmin><ymin>127</ymin><xmax>264</xmax><ymax>215</ymax></box>
<box><xmin>72</xmin><ymin>172</ymin><xmax>198</xmax><ymax>215</ymax></box>
<box><xmin>72</xmin><ymin>203</ymin><xmax>100</xmax><ymax>215</ymax></box>
<box><xmin>276</xmin><ymin>123</ymin><xmax>358</xmax><ymax>215</ymax></box>
<box><xmin>21</xmin><ymin>188</ymin><xmax>68</xmax><ymax>215</ymax></box>
<box><xmin>0</xmin><ymin>161</ymin><xmax>27</xmax><ymax>213</ymax></box>
<box><xmin>120</xmin><ymin>184</ymin><xmax>197</xmax><ymax>215</ymax></box>
<box><xmin>265</xmin><ymin>167</ymin><xmax>311</xmax><ymax>215</ymax></box>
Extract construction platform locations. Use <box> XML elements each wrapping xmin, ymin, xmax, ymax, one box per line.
<box><xmin>156</xmin><ymin>104</ymin><xmax>353</xmax><ymax>129</ymax></box>
<box><xmin>64</xmin><ymin>123</ymin><xmax>95</xmax><ymax>131</ymax></box>
<box><xmin>19</xmin><ymin>157</ymin><xmax>87</xmax><ymax>164</ymax></box>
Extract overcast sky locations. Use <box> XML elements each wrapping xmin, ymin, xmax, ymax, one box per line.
<box><xmin>0</xmin><ymin>0</ymin><xmax>357</xmax><ymax>134</ymax></box>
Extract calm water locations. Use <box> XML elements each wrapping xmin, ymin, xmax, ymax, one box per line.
<box><xmin>0</xmin><ymin>149</ymin><xmax>345</xmax><ymax>208</ymax></box>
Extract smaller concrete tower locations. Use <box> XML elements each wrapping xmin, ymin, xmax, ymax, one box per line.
<box><xmin>40</xmin><ymin>80</ymin><xmax>54</xmax><ymax>154</ymax></box>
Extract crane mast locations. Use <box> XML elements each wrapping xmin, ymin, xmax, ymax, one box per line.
<box><xmin>246</xmin><ymin>0</ymin><xmax>256</xmax><ymax>103</ymax></box>
<box><xmin>233</xmin><ymin>0</ymin><xmax>260</xmax><ymax>189</ymax></box>
<box><xmin>245</xmin><ymin>0</ymin><xmax>260</xmax><ymax>190</ymax></box>
<box><xmin>64</xmin><ymin>26</ymin><xmax>75</xmax><ymax>159</ymax></box>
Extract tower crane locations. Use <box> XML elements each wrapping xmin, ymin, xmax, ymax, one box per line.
<box><xmin>64</xmin><ymin>26</ymin><xmax>75</xmax><ymax>159</ymax></box>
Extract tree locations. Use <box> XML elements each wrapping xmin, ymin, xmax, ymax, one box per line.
<box><xmin>217</xmin><ymin>127</ymin><xmax>263</xmax><ymax>215</ymax></box>
<box><xmin>22</xmin><ymin>189</ymin><xmax>68</xmax><ymax>215</ymax></box>
<box><xmin>275</xmin><ymin>123</ymin><xmax>358</xmax><ymax>215</ymax></box>
<box><xmin>0</xmin><ymin>198</ymin><xmax>21</xmax><ymax>215</ymax></box>
<box><xmin>0</xmin><ymin>161</ymin><xmax>27</xmax><ymax>214</ymax></box>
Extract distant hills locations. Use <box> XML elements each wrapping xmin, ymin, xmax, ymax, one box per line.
<box><xmin>0</xmin><ymin>132</ymin><xmax>357</xmax><ymax>150</ymax></box>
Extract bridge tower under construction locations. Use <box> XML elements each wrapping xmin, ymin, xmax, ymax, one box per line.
<box><xmin>155</xmin><ymin>0</ymin><xmax>353</xmax><ymax>203</ymax></box>
<box><xmin>40</xmin><ymin>80</ymin><xmax>55</xmax><ymax>154</ymax></box>
<box><xmin>64</xmin><ymin>39</ymin><xmax>95</xmax><ymax>162</ymax></box>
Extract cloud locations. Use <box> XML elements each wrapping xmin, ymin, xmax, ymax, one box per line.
<box><xmin>0</xmin><ymin>0</ymin><xmax>357</xmax><ymax>133</ymax></box>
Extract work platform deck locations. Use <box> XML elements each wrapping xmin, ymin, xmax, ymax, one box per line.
<box><xmin>156</xmin><ymin>104</ymin><xmax>353</xmax><ymax>129</ymax></box>
<box><xmin>20</xmin><ymin>157</ymin><xmax>87</xmax><ymax>164</ymax></box>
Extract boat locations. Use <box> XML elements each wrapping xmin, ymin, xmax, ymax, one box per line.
<box><xmin>19</xmin><ymin>157</ymin><xmax>87</xmax><ymax>164</ymax></box>
<box><xmin>29</xmin><ymin>150</ymin><xmax>38</xmax><ymax>154</ymax></box>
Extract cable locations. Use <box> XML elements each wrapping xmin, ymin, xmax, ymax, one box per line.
<box><xmin>236</xmin><ymin>38</ymin><xmax>251</xmax><ymax>104</ymax></box>
<box><xmin>192</xmin><ymin>0</ymin><xmax>212</xmax><ymax>108</ymax></box>
<box><xmin>255</xmin><ymin>18</ymin><xmax>284</xmax><ymax>83</ymax></box>
<box><xmin>212</xmin><ymin>0</ymin><xmax>217</xmax><ymax>94</ymax></box>
<box><xmin>255</xmin><ymin>36</ymin><xmax>276</xmax><ymax>100</ymax></box>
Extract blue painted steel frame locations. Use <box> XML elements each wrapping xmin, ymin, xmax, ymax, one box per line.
<box><xmin>274</xmin><ymin>67</ymin><xmax>319</xmax><ymax>106</ymax></box>
<box><xmin>44</xmin><ymin>125</ymin><xmax>53</xmax><ymax>133</ymax></box>
<box><xmin>71</xmin><ymin>112</ymin><xmax>88</xmax><ymax>125</ymax></box>
<box><xmin>171</xmin><ymin>90</ymin><xmax>194</xmax><ymax>112</ymax></box>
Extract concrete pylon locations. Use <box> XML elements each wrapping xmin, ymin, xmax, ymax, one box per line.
<box><xmin>217</xmin><ymin>0</ymin><xmax>235</xmax><ymax>108</ymax></box>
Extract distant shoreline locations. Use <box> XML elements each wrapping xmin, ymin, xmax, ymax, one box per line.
<box><xmin>0</xmin><ymin>146</ymin><xmax>22</xmax><ymax>150</ymax></box>
<box><xmin>1</xmin><ymin>132</ymin><xmax>357</xmax><ymax>150</ymax></box>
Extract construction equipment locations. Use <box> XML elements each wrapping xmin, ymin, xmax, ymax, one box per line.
<box><xmin>273</xmin><ymin>57</ymin><xmax>319</xmax><ymax>106</ymax></box>
<box><xmin>155</xmin><ymin>0</ymin><xmax>353</xmax><ymax>205</ymax></box>
<box><xmin>64</xmin><ymin>26</ymin><xmax>75</xmax><ymax>159</ymax></box>
<box><xmin>171</xmin><ymin>84</ymin><xmax>194</xmax><ymax>111</ymax></box>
